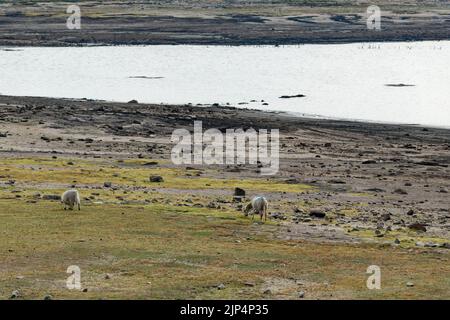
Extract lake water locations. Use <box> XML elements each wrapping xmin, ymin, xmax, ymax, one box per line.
<box><xmin>0</xmin><ymin>41</ymin><xmax>449</xmax><ymax>127</ymax></box>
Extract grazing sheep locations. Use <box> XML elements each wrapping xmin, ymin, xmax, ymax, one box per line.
<box><xmin>243</xmin><ymin>196</ymin><xmax>268</xmax><ymax>221</ymax></box>
<box><xmin>61</xmin><ymin>189</ymin><xmax>81</xmax><ymax>211</ymax></box>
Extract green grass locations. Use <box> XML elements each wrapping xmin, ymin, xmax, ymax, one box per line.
<box><xmin>0</xmin><ymin>198</ymin><xmax>448</xmax><ymax>300</ymax></box>
<box><xmin>0</xmin><ymin>157</ymin><xmax>314</xmax><ymax>193</ymax></box>
<box><xmin>0</xmin><ymin>156</ymin><xmax>449</xmax><ymax>299</ymax></box>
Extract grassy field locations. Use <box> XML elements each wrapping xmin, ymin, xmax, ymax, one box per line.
<box><xmin>0</xmin><ymin>156</ymin><xmax>449</xmax><ymax>299</ymax></box>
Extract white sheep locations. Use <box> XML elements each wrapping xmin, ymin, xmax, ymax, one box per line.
<box><xmin>61</xmin><ymin>189</ymin><xmax>81</xmax><ymax>211</ymax></box>
<box><xmin>243</xmin><ymin>196</ymin><xmax>268</xmax><ymax>221</ymax></box>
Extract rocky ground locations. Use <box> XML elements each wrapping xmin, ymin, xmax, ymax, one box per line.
<box><xmin>0</xmin><ymin>94</ymin><xmax>449</xmax><ymax>245</ymax></box>
<box><xmin>0</xmin><ymin>94</ymin><xmax>449</xmax><ymax>299</ymax></box>
<box><xmin>1</xmin><ymin>0</ymin><xmax>450</xmax><ymax>46</ymax></box>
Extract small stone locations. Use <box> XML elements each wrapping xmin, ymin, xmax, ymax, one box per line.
<box><xmin>149</xmin><ymin>175</ymin><xmax>164</xmax><ymax>183</ymax></box>
<box><xmin>103</xmin><ymin>182</ymin><xmax>112</xmax><ymax>188</ymax></box>
<box><xmin>233</xmin><ymin>187</ymin><xmax>246</xmax><ymax>202</ymax></box>
<box><xmin>393</xmin><ymin>188</ymin><xmax>408</xmax><ymax>195</ymax></box>
<box><xmin>406</xmin><ymin>282</ymin><xmax>414</xmax><ymax>287</ymax></box>
<box><xmin>309</xmin><ymin>209</ymin><xmax>326</xmax><ymax>219</ymax></box>
<box><xmin>10</xmin><ymin>290</ymin><xmax>20</xmax><ymax>299</ymax></box>
<box><xmin>105</xmin><ymin>274</ymin><xmax>111</xmax><ymax>280</ymax></box>
<box><xmin>263</xmin><ymin>289</ymin><xmax>271</xmax><ymax>295</ymax></box>
<box><xmin>44</xmin><ymin>295</ymin><xmax>53</xmax><ymax>300</ymax></box>
<box><xmin>298</xmin><ymin>291</ymin><xmax>305</xmax><ymax>298</ymax></box>
<box><xmin>82</xmin><ymin>288</ymin><xmax>88</xmax><ymax>292</ymax></box>
<box><xmin>424</xmin><ymin>242</ymin><xmax>438</xmax><ymax>248</ymax></box>
<box><xmin>409</xmin><ymin>223</ymin><xmax>427</xmax><ymax>232</ymax></box>
<box><xmin>375</xmin><ymin>229</ymin><xmax>384</xmax><ymax>237</ymax></box>
<box><xmin>234</xmin><ymin>187</ymin><xmax>246</xmax><ymax>197</ymax></box>
<box><xmin>42</xmin><ymin>194</ymin><xmax>60</xmax><ymax>201</ymax></box>
<box><xmin>217</xmin><ymin>283</ymin><xmax>225</xmax><ymax>290</ymax></box>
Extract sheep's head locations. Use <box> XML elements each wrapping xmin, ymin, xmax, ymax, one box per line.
<box><xmin>243</xmin><ymin>202</ymin><xmax>253</xmax><ymax>216</ymax></box>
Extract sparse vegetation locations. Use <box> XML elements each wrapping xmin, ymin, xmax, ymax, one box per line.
<box><xmin>0</xmin><ymin>156</ymin><xmax>448</xmax><ymax>299</ymax></box>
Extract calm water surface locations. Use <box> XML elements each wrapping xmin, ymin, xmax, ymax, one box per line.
<box><xmin>0</xmin><ymin>41</ymin><xmax>449</xmax><ymax>126</ymax></box>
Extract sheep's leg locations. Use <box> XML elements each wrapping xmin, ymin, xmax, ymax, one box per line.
<box><xmin>78</xmin><ymin>202</ymin><xmax>81</xmax><ymax>211</ymax></box>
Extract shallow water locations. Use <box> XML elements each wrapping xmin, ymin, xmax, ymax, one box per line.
<box><xmin>0</xmin><ymin>41</ymin><xmax>449</xmax><ymax>126</ymax></box>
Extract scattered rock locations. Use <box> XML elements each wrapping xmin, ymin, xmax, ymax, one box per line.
<box><xmin>298</xmin><ymin>291</ymin><xmax>305</xmax><ymax>298</ymax></box>
<box><xmin>10</xmin><ymin>290</ymin><xmax>20</xmax><ymax>299</ymax></box>
<box><xmin>44</xmin><ymin>294</ymin><xmax>53</xmax><ymax>300</ymax></box>
<box><xmin>415</xmin><ymin>161</ymin><xmax>447</xmax><ymax>167</ymax></box>
<box><xmin>309</xmin><ymin>209</ymin><xmax>326</xmax><ymax>219</ymax></box>
<box><xmin>233</xmin><ymin>187</ymin><xmax>246</xmax><ymax>202</ymax></box>
<box><xmin>42</xmin><ymin>194</ymin><xmax>60</xmax><ymax>201</ymax></box>
<box><xmin>293</xmin><ymin>207</ymin><xmax>305</xmax><ymax>214</ymax></box>
<box><xmin>128</xmin><ymin>99</ymin><xmax>138</xmax><ymax>104</ymax></box>
<box><xmin>393</xmin><ymin>188</ymin><xmax>408</xmax><ymax>195</ymax></box>
<box><xmin>263</xmin><ymin>289</ymin><xmax>272</xmax><ymax>295</ymax></box>
<box><xmin>406</xmin><ymin>282</ymin><xmax>414</xmax><ymax>287</ymax></box>
<box><xmin>285</xmin><ymin>178</ymin><xmax>301</xmax><ymax>184</ymax></box>
<box><xmin>365</xmin><ymin>188</ymin><xmax>385</xmax><ymax>193</ymax></box>
<box><xmin>234</xmin><ymin>187</ymin><xmax>246</xmax><ymax>197</ymax></box>
<box><xmin>385</xmin><ymin>83</ymin><xmax>415</xmax><ymax>87</ymax></box>
<box><xmin>217</xmin><ymin>283</ymin><xmax>226</xmax><ymax>290</ymax></box>
<box><xmin>328</xmin><ymin>179</ymin><xmax>346</xmax><ymax>184</ymax></box>
<box><xmin>149</xmin><ymin>175</ymin><xmax>164</xmax><ymax>183</ymax></box>
<box><xmin>279</xmin><ymin>94</ymin><xmax>306</xmax><ymax>99</ymax></box>
<box><xmin>408</xmin><ymin>223</ymin><xmax>427</xmax><ymax>232</ymax></box>
<box><xmin>103</xmin><ymin>182</ymin><xmax>112</xmax><ymax>188</ymax></box>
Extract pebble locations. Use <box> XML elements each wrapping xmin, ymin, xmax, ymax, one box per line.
<box><xmin>10</xmin><ymin>290</ymin><xmax>20</xmax><ymax>299</ymax></box>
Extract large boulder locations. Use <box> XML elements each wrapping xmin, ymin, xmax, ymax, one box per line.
<box><xmin>233</xmin><ymin>187</ymin><xmax>246</xmax><ymax>202</ymax></box>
